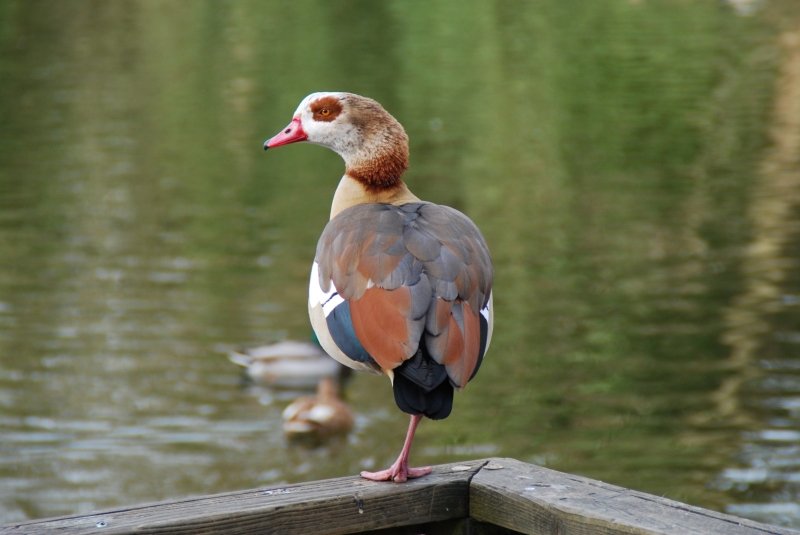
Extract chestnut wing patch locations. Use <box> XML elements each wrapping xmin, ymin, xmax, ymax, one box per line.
<box><xmin>315</xmin><ymin>202</ymin><xmax>493</xmax><ymax>392</ymax></box>
<box><xmin>325</xmin><ymin>300</ymin><xmax>373</xmax><ymax>364</ymax></box>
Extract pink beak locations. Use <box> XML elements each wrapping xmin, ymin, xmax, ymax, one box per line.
<box><xmin>264</xmin><ymin>117</ymin><xmax>307</xmax><ymax>150</ymax></box>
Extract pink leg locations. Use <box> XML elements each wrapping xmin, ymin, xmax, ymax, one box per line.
<box><xmin>361</xmin><ymin>414</ymin><xmax>432</xmax><ymax>483</ymax></box>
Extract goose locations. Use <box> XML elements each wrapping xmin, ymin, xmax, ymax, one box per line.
<box><xmin>264</xmin><ymin>93</ymin><xmax>493</xmax><ymax>482</ymax></box>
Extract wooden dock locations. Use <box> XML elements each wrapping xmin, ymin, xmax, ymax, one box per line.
<box><xmin>1</xmin><ymin>458</ymin><xmax>794</xmax><ymax>535</ymax></box>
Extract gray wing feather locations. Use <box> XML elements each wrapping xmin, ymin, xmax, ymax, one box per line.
<box><xmin>317</xmin><ymin>202</ymin><xmax>492</xmax><ymax>309</ymax></box>
<box><xmin>316</xmin><ymin>202</ymin><xmax>493</xmax><ymax>371</ymax></box>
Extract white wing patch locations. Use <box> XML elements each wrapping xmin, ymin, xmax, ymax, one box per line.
<box><xmin>306</xmin><ymin>404</ymin><xmax>336</xmax><ymax>423</ymax></box>
<box><xmin>481</xmin><ymin>292</ymin><xmax>494</xmax><ymax>355</ymax></box>
<box><xmin>322</xmin><ymin>294</ymin><xmax>344</xmax><ymax>317</ymax></box>
<box><xmin>308</xmin><ymin>262</ymin><xmax>383</xmax><ymax>376</ymax></box>
<box><xmin>309</xmin><ymin>262</ymin><xmax>343</xmax><ymax>318</ymax></box>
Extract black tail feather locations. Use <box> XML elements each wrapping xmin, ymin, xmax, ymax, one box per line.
<box><xmin>392</xmin><ymin>341</ymin><xmax>453</xmax><ymax>420</ymax></box>
<box><xmin>393</xmin><ymin>372</ymin><xmax>453</xmax><ymax>420</ymax></box>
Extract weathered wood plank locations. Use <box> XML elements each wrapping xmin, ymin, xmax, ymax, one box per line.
<box><xmin>469</xmin><ymin>458</ymin><xmax>795</xmax><ymax>535</ymax></box>
<box><xmin>3</xmin><ymin>458</ymin><xmax>794</xmax><ymax>535</ymax></box>
<box><xmin>1</xmin><ymin>461</ymin><xmax>487</xmax><ymax>535</ymax></box>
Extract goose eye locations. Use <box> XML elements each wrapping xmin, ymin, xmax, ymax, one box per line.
<box><xmin>319</xmin><ymin>108</ymin><xmax>331</xmax><ymax>117</ymax></box>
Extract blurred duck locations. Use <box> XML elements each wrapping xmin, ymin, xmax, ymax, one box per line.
<box><xmin>282</xmin><ymin>377</ymin><xmax>354</xmax><ymax>437</ymax></box>
<box><xmin>228</xmin><ymin>340</ymin><xmax>343</xmax><ymax>389</ymax></box>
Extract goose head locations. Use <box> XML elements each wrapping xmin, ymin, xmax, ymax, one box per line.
<box><xmin>264</xmin><ymin>92</ymin><xmax>409</xmax><ymax>190</ymax></box>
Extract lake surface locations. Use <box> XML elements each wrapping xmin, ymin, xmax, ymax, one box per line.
<box><xmin>2</xmin><ymin>0</ymin><xmax>800</xmax><ymax>528</ymax></box>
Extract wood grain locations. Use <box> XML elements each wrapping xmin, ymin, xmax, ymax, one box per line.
<box><xmin>1</xmin><ymin>461</ymin><xmax>487</xmax><ymax>535</ymax></box>
<box><xmin>3</xmin><ymin>458</ymin><xmax>794</xmax><ymax>535</ymax></box>
<box><xmin>469</xmin><ymin>458</ymin><xmax>795</xmax><ymax>535</ymax></box>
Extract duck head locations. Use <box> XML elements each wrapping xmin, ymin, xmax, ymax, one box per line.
<box><xmin>264</xmin><ymin>92</ymin><xmax>409</xmax><ymax>190</ymax></box>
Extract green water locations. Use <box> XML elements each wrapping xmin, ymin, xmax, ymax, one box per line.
<box><xmin>3</xmin><ymin>0</ymin><xmax>800</xmax><ymax>528</ymax></box>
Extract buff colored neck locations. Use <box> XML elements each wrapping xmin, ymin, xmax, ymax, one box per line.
<box><xmin>330</xmin><ymin>174</ymin><xmax>420</xmax><ymax>219</ymax></box>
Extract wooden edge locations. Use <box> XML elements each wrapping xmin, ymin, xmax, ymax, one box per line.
<box><xmin>469</xmin><ymin>458</ymin><xmax>798</xmax><ymax>535</ymax></box>
<box><xmin>1</xmin><ymin>461</ymin><xmax>488</xmax><ymax>535</ymax></box>
<box><xmin>7</xmin><ymin>457</ymin><xmax>793</xmax><ymax>535</ymax></box>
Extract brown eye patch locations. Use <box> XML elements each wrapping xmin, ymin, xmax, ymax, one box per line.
<box><xmin>310</xmin><ymin>96</ymin><xmax>343</xmax><ymax>122</ymax></box>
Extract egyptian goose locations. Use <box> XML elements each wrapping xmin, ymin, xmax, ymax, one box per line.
<box><xmin>228</xmin><ymin>340</ymin><xmax>344</xmax><ymax>389</ymax></box>
<box><xmin>282</xmin><ymin>377</ymin><xmax>355</xmax><ymax>438</ymax></box>
<box><xmin>264</xmin><ymin>93</ymin><xmax>493</xmax><ymax>482</ymax></box>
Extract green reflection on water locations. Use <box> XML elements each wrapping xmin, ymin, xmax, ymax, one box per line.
<box><xmin>1</xmin><ymin>0</ymin><xmax>800</xmax><ymax>528</ymax></box>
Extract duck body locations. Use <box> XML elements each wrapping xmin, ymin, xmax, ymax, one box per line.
<box><xmin>228</xmin><ymin>340</ymin><xmax>343</xmax><ymax>388</ymax></box>
<box><xmin>265</xmin><ymin>92</ymin><xmax>493</xmax><ymax>482</ymax></box>
<box><xmin>282</xmin><ymin>377</ymin><xmax>354</xmax><ymax>438</ymax></box>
